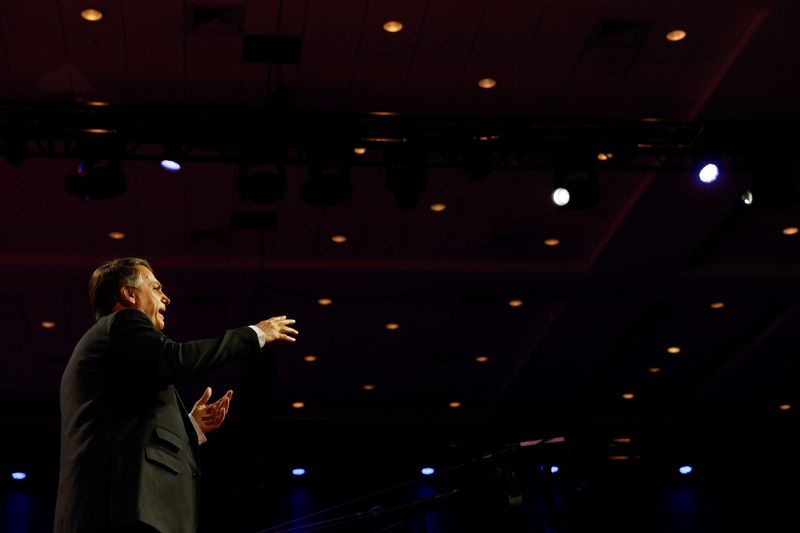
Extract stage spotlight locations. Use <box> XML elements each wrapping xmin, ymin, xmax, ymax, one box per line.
<box><xmin>551</xmin><ymin>187</ymin><xmax>570</xmax><ymax>207</ymax></box>
<box><xmin>238</xmin><ymin>164</ymin><xmax>287</xmax><ymax>204</ymax></box>
<box><xmin>65</xmin><ymin>159</ymin><xmax>126</xmax><ymax>201</ymax></box>
<box><xmin>698</xmin><ymin>163</ymin><xmax>719</xmax><ymax>183</ymax></box>
<box><xmin>552</xmin><ymin>170</ymin><xmax>599</xmax><ymax>210</ymax></box>
<box><xmin>3</xmin><ymin>137</ymin><xmax>28</xmax><ymax>167</ymax></box>
<box><xmin>420</xmin><ymin>467</ymin><xmax>435</xmax><ymax>476</ymax></box>
<box><xmin>386</xmin><ymin>145</ymin><xmax>427</xmax><ymax>210</ymax></box>
<box><xmin>679</xmin><ymin>465</ymin><xmax>693</xmax><ymax>475</ymax></box>
<box><xmin>299</xmin><ymin>163</ymin><xmax>352</xmax><ymax>206</ymax></box>
<box><xmin>11</xmin><ymin>472</ymin><xmax>26</xmax><ymax>480</ymax></box>
<box><xmin>550</xmin><ymin>466</ymin><xmax>560</xmax><ymax>474</ymax></box>
<box><xmin>462</xmin><ymin>142</ymin><xmax>492</xmax><ymax>181</ymax></box>
<box><xmin>160</xmin><ymin>144</ymin><xmax>183</xmax><ymax>172</ymax></box>
<box><xmin>292</xmin><ymin>468</ymin><xmax>306</xmax><ymax>476</ymax></box>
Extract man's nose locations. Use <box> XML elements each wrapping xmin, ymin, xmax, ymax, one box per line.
<box><xmin>162</xmin><ymin>294</ymin><xmax>170</xmax><ymax>305</ymax></box>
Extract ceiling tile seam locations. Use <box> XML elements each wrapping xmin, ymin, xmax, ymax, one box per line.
<box><xmin>55</xmin><ymin>0</ymin><xmax>76</xmax><ymax>98</ymax></box>
<box><xmin>396</xmin><ymin>0</ymin><xmax>431</xmax><ymax>109</ymax></box>
<box><xmin>502</xmin><ymin>5</ymin><xmax>547</xmax><ymax>108</ymax></box>
<box><xmin>343</xmin><ymin>0</ymin><xmax>371</xmax><ymax>110</ymax></box>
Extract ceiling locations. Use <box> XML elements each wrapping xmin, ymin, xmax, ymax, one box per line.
<box><xmin>1</xmin><ymin>0</ymin><xmax>799</xmax><ymax>525</ymax></box>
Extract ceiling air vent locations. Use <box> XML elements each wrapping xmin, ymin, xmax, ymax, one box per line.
<box><xmin>185</xmin><ymin>3</ymin><xmax>245</xmax><ymax>34</ymax></box>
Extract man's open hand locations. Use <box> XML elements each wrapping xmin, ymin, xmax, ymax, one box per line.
<box><xmin>190</xmin><ymin>387</ymin><xmax>233</xmax><ymax>434</ymax></box>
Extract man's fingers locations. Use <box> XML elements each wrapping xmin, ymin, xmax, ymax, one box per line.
<box><xmin>284</xmin><ymin>327</ymin><xmax>299</xmax><ymax>335</ymax></box>
<box><xmin>196</xmin><ymin>387</ymin><xmax>212</xmax><ymax>406</ymax></box>
<box><xmin>282</xmin><ymin>334</ymin><xmax>296</xmax><ymax>342</ymax></box>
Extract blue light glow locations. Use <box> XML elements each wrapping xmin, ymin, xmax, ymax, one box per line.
<box><xmin>550</xmin><ymin>466</ymin><xmax>560</xmax><ymax>474</ymax></box>
<box><xmin>291</xmin><ymin>468</ymin><xmax>306</xmax><ymax>476</ymax></box>
<box><xmin>160</xmin><ymin>159</ymin><xmax>181</xmax><ymax>172</ymax></box>
<box><xmin>679</xmin><ymin>465</ymin><xmax>693</xmax><ymax>475</ymax></box>
<box><xmin>11</xmin><ymin>472</ymin><xmax>26</xmax><ymax>480</ymax></box>
<box><xmin>421</xmin><ymin>467</ymin><xmax>435</xmax><ymax>476</ymax></box>
<box><xmin>698</xmin><ymin>164</ymin><xmax>719</xmax><ymax>183</ymax></box>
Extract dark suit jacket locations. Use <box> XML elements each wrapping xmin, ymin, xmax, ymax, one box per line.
<box><xmin>54</xmin><ymin>308</ymin><xmax>261</xmax><ymax>533</ymax></box>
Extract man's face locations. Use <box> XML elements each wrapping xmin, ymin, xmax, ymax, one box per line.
<box><xmin>129</xmin><ymin>265</ymin><xmax>170</xmax><ymax>330</ymax></box>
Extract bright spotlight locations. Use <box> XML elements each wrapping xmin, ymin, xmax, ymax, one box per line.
<box><xmin>11</xmin><ymin>472</ymin><xmax>27</xmax><ymax>480</ymax></box>
<box><xmin>160</xmin><ymin>159</ymin><xmax>181</xmax><ymax>172</ymax></box>
<box><xmin>741</xmin><ymin>191</ymin><xmax>753</xmax><ymax>205</ymax></box>
<box><xmin>678</xmin><ymin>465</ymin><xmax>693</xmax><ymax>475</ymax></box>
<box><xmin>292</xmin><ymin>468</ymin><xmax>306</xmax><ymax>476</ymax></box>
<box><xmin>420</xmin><ymin>467</ymin><xmax>435</xmax><ymax>476</ymax></box>
<box><xmin>698</xmin><ymin>163</ymin><xmax>719</xmax><ymax>183</ymax></box>
<box><xmin>552</xmin><ymin>187</ymin><xmax>570</xmax><ymax>207</ymax></box>
<box><xmin>550</xmin><ymin>466</ymin><xmax>560</xmax><ymax>474</ymax></box>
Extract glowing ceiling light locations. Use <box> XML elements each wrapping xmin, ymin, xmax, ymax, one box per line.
<box><xmin>550</xmin><ymin>466</ymin><xmax>560</xmax><ymax>474</ymax></box>
<box><xmin>331</xmin><ymin>235</ymin><xmax>347</xmax><ymax>243</ymax></box>
<box><xmin>385</xmin><ymin>323</ymin><xmax>399</xmax><ymax>330</ymax></box>
<box><xmin>383</xmin><ymin>20</ymin><xmax>403</xmax><ymax>33</ymax></box>
<box><xmin>11</xmin><ymin>472</ymin><xmax>27</xmax><ymax>480</ymax></box>
<box><xmin>477</xmin><ymin>78</ymin><xmax>497</xmax><ymax>89</ymax></box>
<box><xmin>475</xmin><ymin>356</ymin><xmax>489</xmax><ymax>363</ymax></box>
<box><xmin>292</xmin><ymin>468</ymin><xmax>306</xmax><ymax>476</ymax></box>
<box><xmin>779</xmin><ymin>404</ymin><xmax>792</xmax><ymax>411</ymax></box>
<box><xmin>108</xmin><ymin>231</ymin><xmax>125</xmax><ymax>240</ymax></box>
<box><xmin>81</xmin><ymin>8</ymin><xmax>103</xmax><ymax>22</ymax></box>
<box><xmin>449</xmin><ymin>401</ymin><xmax>461</xmax><ymax>408</ymax></box>
<box><xmin>710</xmin><ymin>301</ymin><xmax>725</xmax><ymax>309</ymax></box>
<box><xmin>362</xmin><ymin>384</ymin><xmax>375</xmax><ymax>391</ymax></box>
<box><xmin>679</xmin><ymin>465</ymin><xmax>693</xmax><ymax>475</ymax></box>
<box><xmin>41</xmin><ymin>321</ymin><xmax>57</xmax><ymax>329</ymax></box>
<box><xmin>317</xmin><ymin>298</ymin><xmax>332</xmax><ymax>306</ymax></box>
<box><xmin>698</xmin><ymin>163</ymin><xmax>719</xmax><ymax>183</ymax></box>
<box><xmin>508</xmin><ymin>299</ymin><xmax>523</xmax><ymax>308</ymax></box>
<box><xmin>666</xmin><ymin>29</ymin><xmax>687</xmax><ymax>42</ymax></box>
<box><xmin>291</xmin><ymin>402</ymin><xmax>305</xmax><ymax>409</ymax></box>
<box><xmin>421</xmin><ymin>467</ymin><xmax>435</xmax><ymax>476</ymax></box>
<box><xmin>544</xmin><ymin>238</ymin><xmax>560</xmax><ymax>247</ymax></box>
<box><xmin>303</xmin><ymin>355</ymin><xmax>317</xmax><ymax>362</ymax></box>
<box><xmin>648</xmin><ymin>367</ymin><xmax>661</xmax><ymax>374</ymax></box>
<box><xmin>429</xmin><ymin>203</ymin><xmax>447</xmax><ymax>212</ymax></box>
<box><xmin>667</xmin><ymin>346</ymin><xmax>681</xmax><ymax>354</ymax></box>
<box><xmin>353</xmin><ymin>147</ymin><xmax>367</xmax><ymax>155</ymax></box>
<box><xmin>160</xmin><ymin>159</ymin><xmax>181</xmax><ymax>172</ymax></box>
<box><xmin>783</xmin><ymin>227</ymin><xmax>799</xmax><ymax>236</ymax></box>
<box><xmin>622</xmin><ymin>393</ymin><xmax>635</xmax><ymax>400</ymax></box>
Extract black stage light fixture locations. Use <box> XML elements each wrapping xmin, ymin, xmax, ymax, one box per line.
<box><xmin>3</xmin><ymin>137</ymin><xmax>28</xmax><ymax>167</ymax></box>
<box><xmin>64</xmin><ymin>159</ymin><xmax>127</xmax><ymax>201</ymax></box>
<box><xmin>386</xmin><ymin>144</ymin><xmax>427</xmax><ymax>210</ymax></box>
<box><xmin>238</xmin><ymin>164</ymin><xmax>287</xmax><ymax>204</ymax></box>
<box><xmin>462</xmin><ymin>140</ymin><xmax>493</xmax><ymax>181</ymax></box>
<box><xmin>299</xmin><ymin>163</ymin><xmax>352</xmax><ymax>206</ymax></box>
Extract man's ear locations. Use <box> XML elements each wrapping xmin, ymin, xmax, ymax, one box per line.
<box><xmin>119</xmin><ymin>286</ymin><xmax>136</xmax><ymax>306</ymax></box>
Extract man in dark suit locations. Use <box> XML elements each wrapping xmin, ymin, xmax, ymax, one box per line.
<box><xmin>54</xmin><ymin>258</ymin><xmax>298</xmax><ymax>533</ymax></box>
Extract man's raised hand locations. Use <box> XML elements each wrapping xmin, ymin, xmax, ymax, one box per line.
<box><xmin>255</xmin><ymin>315</ymin><xmax>298</xmax><ymax>344</ymax></box>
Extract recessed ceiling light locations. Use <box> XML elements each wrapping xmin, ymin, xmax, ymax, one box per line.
<box><xmin>449</xmin><ymin>401</ymin><xmax>461</xmax><ymax>408</ymax></box>
<box><xmin>622</xmin><ymin>393</ymin><xmax>635</xmax><ymax>400</ymax></box>
<box><xmin>667</xmin><ymin>346</ymin><xmax>681</xmax><ymax>354</ymax></box>
<box><xmin>783</xmin><ymin>226</ymin><xmax>798</xmax><ymax>236</ymax></box>
<box><xmin>108</xmin><ymin>231</ymin><xmax>125</xmax><ymax>240</ymax></box>
<box><xmin>41</xmin><ymin>321</ymin><xmax>56</xmax><ymax>329</ymax></box>
<box><xmin>779</xmin><ymin>404</ymin><xmax>792</xmax><ymax>411</ymax></box>
<box><xmin>477</xmin><ymin>78</ymin><xmax>497</xmax><ymax>89</ymax></box>
<box><xmin>544</xmin><ymin>238</ymin><xmax>560</xmax><ymax>246</ymax></box>
<box><xmin>508</xmin><ymin>299</ymin><xmax>523</xmax><ymax>308</ymax></box>
<box><xmin>613</xmin><ymin>437</ymin><xmax>632</xmax><ymax>444</ymax></box>
<box><xmin>385</xmin><ymin>323</ymin><xmax>399</xmax><ymax>330</ymax></box>
<box><xmin>353</xmin><ymin>147</ymin><xmax>367</xmax><ymax>155</ymax></box>
<box><xmin>303</xmin><ymin>355</ymin><xmax>317</xmax><ymax>363</ymax></box>
<box><xmin>648</xmin><ymin>367</ymin><xmax>661</xmax><ymax>374</ymax></box>
<box><xmin>382</xmin><ymin>21</ymin><xmax>403</xmax><ymax>33</ymax></box>
<box><xmin>362</xmin><ymin>384</ymin><xmax>375</xmax><ymax>391</ymax></box>
<box><xmin>475</xmin><ymin>356</ymin><xmax>489</xmax><ymax>363</ymax></box>
<box><xmin>81</xmin><ymin>8</ymin><xmax>103</xmax><ymax>22</ymax></box>
<box><xmin>317</xmin><ymin>298</ymin><xmax>332</xmax><ymax>306</ymax></box>
<box><xmin>710</xmin><ymin>301</ymin><xmax>725</xmax><ymax>309</ymax></box>
<box><xmin>86</xmin><ymin>100</ymin><xmax>109</xmax><ymax>106</ymax></box>
<box><xmin>291</xmin><ymin>402</ymin><xmax>305</xmax><ymax>409</ymax></box>
<box><xmin>608</xmin><ymin>455</ymin><xmax>631</xmax><ymax>461</ymax></box>
<box><xmin>597</xmin><ymin>152</ymin><xmax>614</xmax><ymax>161</ymax></box>
<box><xmin>83</xmin><ymin>128</ymin><xmax>115</xmax><ymax>134</ymax></box>
<box><xmin>331</xmin><ymin>234</ymin><xmax>347</xmax><ymax>243</ymax></box>
<box><xmin>666</xmin><ymin>29</ymin><xmax>687</xmax><ymax>42</ymax></box>
<box><xmin>429</xmin><ymin>203</ymin><xmax>446</xmax><ymax>212</ymax></box>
